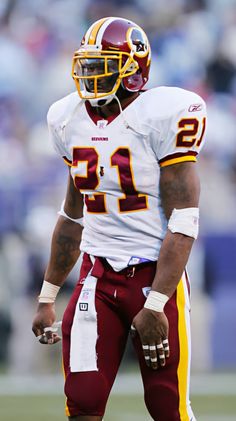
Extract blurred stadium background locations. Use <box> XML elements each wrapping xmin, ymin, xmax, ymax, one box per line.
<box><xmin>1</xmin><ymin>0</ymin><xmax>236</xmax><ymax>419</ymax></box>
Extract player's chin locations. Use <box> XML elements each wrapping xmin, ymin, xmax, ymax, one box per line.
<box><xmin>85</xmin><ymin>80</ymin><xmax>112</xmax><ymax>94</ymax></box>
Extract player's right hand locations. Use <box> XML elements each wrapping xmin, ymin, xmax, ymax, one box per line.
<box><xmin>32</xmin><ymin>303</ymin><xmax>61</xmax><ymax>345</ymax></box>
<box><xmin>131</xmin><ymin>307</ymin><xmax>170</xmax><ymax>370</ymax></box>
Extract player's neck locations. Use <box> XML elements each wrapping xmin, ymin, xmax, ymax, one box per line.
<box><xmin>95</xmin><ymin>92</ymin><xmax>140</xmax><ymax>119</ymax></box>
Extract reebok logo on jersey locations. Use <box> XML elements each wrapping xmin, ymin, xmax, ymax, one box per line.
<box><xmin>91</xmin><ymin>137</ymin><xmax>109</xmax><ymax>141</ymax></box>
<box><xmin>188</xmin><ymin>104</ymin><xmax>203</xmax><ymax>112</ymax></box>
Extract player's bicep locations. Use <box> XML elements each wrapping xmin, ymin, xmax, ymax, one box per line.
<box><xmin>64</xmin><ymin>170</ymin><xmax>84</xmax><ymax>219</ymax></box>
<box><xmin>160</xmin><ymin>162</ymin><xmax>200</xmax><ymax>220</ymax></box>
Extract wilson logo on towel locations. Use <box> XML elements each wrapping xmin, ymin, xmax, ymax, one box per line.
<box><xmin>79</xmin><ymin>303</ymin><xmax>88</xmax><ymax>311</ymax></box>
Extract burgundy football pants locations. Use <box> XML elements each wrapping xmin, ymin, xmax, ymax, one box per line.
<box><xmin>62</xmin><ymin>253</ymin><xmax>195</xmax><ymax>420</ymax></box>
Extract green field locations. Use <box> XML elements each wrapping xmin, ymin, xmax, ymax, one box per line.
<box><xmin>0</xmin><ymin>394</ymin><xmax>236</xmax><ymax>420</ymax></box>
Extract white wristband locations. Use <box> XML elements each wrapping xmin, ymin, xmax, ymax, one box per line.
<box><xmin>38</xmin><ymin>280</ymin><xmax>61</xmax><ymax>303</ymax></box>
<box><xmin>144</xmin><ymin>291</ymin><xmax>169</xmax><ymax>312</ymax></box>
<box><xmin>168</xmin><ymin>207</ymin><xmax>199</xmax><ymax>239</ymax></box>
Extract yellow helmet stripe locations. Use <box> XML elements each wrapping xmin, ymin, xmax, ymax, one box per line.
<box><xmin>87</xmin><ymin>17</ymin><xmax>109</xmax><ymax>45</ymax></box>
<box><xmin>96</xmin><ymin>17</ymin><xmax>122</xmax><ymax>46</ymax></box>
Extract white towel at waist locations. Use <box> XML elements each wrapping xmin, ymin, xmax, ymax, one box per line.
<box><xmin>70</xmin><ymin>258</ymin><xmax>98</xmax><ymax>372</ymax></box>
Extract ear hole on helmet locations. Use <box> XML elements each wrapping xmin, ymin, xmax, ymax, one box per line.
<box><xmin>126</xmin><ymin>63</ymin><xmax>136</xmax><ymax>71</ymax></box>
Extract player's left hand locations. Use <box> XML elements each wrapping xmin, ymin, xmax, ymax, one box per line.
<box><xmin>131</xmin><ymin>308</ymin><xmax>170</xmax><ymax>370</ymax></box>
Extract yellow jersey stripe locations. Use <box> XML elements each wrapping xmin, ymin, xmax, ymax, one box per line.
<box><xmin>160</xmin><ymin>156</ymin><xmax>197</xmax><ymax>168</ymax></box>
<box><xmin>88</xmin><ymin>17</ymin><xmax>108</xmax><ymax>45</ymax></box>
<box><xmin>177</xmin><ymin>278</ymin><xmax>190</xmax><ymax>421</ymax></box>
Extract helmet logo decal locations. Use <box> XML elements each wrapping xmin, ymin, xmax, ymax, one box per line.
<box><xmin>127</xmin><ymin>27</ymin><xmax>149</xmax><ymax>58</ymax></box>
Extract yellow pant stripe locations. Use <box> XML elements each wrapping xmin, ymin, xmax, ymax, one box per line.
<box><xmin>177</xmin><ymin>277</ymin><xmax>191</xmax><ymax>421</ymax></box>
<box><xmin>61</xmin><ymin>359</ymin><xmax>71</xmax><ymax>416</ymax></box>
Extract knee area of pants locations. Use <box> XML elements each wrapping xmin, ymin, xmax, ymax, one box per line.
<box><xmin>65</xmin><ymin>372</ymin><xmax>108</xmax><ymax>414</ymax></box>
<box><xmin>144</xmin><ymin>383</ymin><xmax>179</xmax><ymax>421</ymax></box>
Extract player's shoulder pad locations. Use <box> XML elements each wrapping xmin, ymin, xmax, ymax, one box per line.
<box><xmin>140</xmin><ymin>86</ymin><xmax>206</xmax><ymax>118</ymax></box>
<box><xmin>47</xmin><ymin>91</ymin><xmax>82</xmax><ymax>128</ymax></box>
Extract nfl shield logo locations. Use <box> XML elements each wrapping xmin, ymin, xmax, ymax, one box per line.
<box><xmin>81</xmin><ymin>289</ymin><xmax>90</xmax><ymax>300</ymax></box>
<box><xmin>97</xmin><ymin>120</ymin><xmax>108</xmax><ymax>129</ymax></box>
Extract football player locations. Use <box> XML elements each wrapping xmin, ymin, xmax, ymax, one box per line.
<box><xmin>32</xmin><ymin>16</ymin><xmax>207</xmax><ymax>421</ymax></box>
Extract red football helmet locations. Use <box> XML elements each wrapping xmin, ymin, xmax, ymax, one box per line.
<box><xmin>72</xmin><ymin>17</ymin><xmax>151</xmax><ymax>105</ymax></box>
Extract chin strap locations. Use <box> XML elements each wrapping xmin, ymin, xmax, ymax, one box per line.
<box><xmin>88</xmin><ymin>94</ymin><xmax>115</xmax><ymax>107</ymax></box>
<box><xmin>90</xmin><ymin>92</ymin><xmax>148</xmax><ymax>138</ymax></box>
<box><xmin>113</xmin><ymin>94</ymin><xmax>147</xmax><ymax>137</ymax></box>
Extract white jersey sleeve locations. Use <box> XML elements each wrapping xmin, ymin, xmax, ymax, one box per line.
<box><xmin>155</xmin><ymin>89</ymin><xmax>207</xmax><ymax>168</ymax></box>
<box><xmin>47</xmin><ymin>112</ymin><xmax>71</xmax><ymax>162</ymax></box>
<box><xmin>47</xmin><ymin>91</ymin><xmax>81</xmax><ymax>165</ymax></box>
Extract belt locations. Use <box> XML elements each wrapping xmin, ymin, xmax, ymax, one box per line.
<box><xmin>89</xmin><ymin>255</ymin><xmax>155</xmax><ymax>279</ymax></box>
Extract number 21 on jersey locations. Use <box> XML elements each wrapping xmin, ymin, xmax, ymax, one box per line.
<box><xmin>72</xmin><ymin>147</ymin><xmax>148</xmax><ymax>214</ymax></box>
<box><xmin>176</xmin><ymin>117</ymin><xmax>206</xmax><ymax>147</ymax></box>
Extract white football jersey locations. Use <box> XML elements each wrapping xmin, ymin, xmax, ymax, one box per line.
<box><xmin>47</xmin><ymin>87</ymin><xmax>207</xmax><ymax>271</ymax></box>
